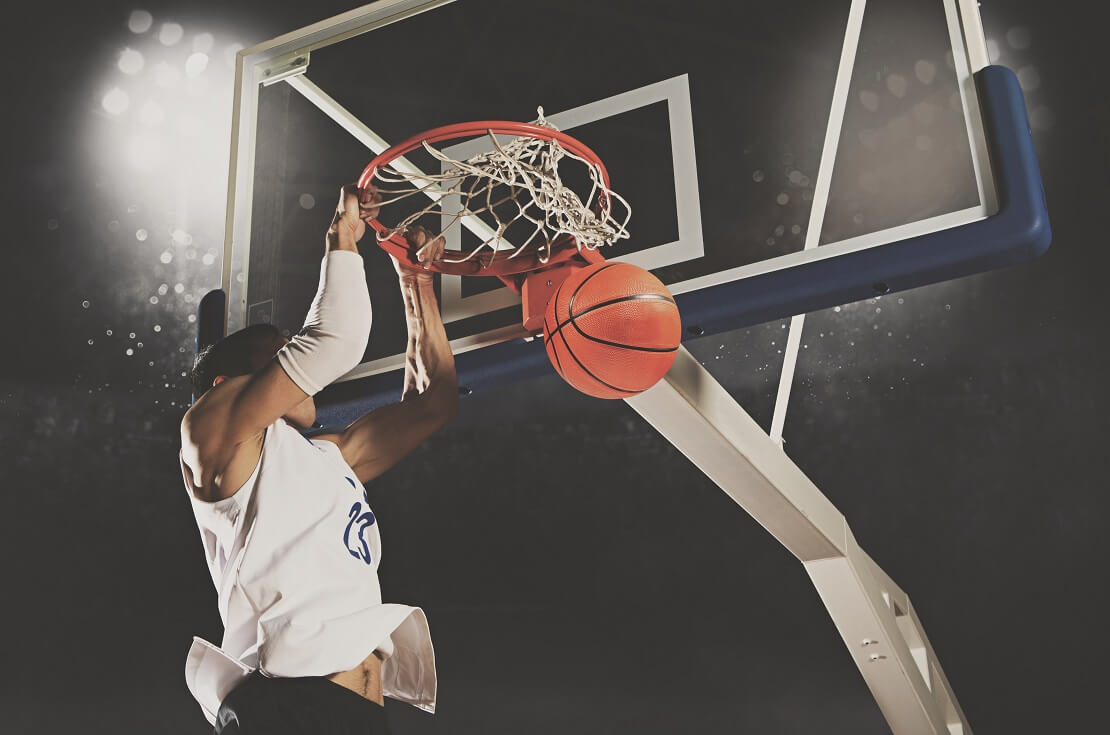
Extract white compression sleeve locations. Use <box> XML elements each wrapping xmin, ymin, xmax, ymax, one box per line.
<box><xmin>276</xmin><ymin>250</ymin><xmax>372</xmax><ymax>395</ymax></box>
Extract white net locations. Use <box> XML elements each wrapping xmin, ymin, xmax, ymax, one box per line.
<box><xmin>368</xmin><ymin>111</ymin><xmax>631</xmax><ymax>267</ymax></box>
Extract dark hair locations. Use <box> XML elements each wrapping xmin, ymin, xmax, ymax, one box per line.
<box><xmin>191</xmin><ymin>323</ymin><xmax>284</xmax><ymax>398</ymax></box>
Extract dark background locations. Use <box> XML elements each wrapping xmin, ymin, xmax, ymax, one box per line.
<box><xmin>1</xmin><ymin>1</ymin><xmax>1105</xmax><ymax>733</ymax></box>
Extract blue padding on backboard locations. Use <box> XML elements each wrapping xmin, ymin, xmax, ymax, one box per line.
<box><xmin>677</xmin><ymin>65</ymin><xmax>1051</xmax><ymax>336</ymax></box>
<box><xmin>308</xmin><ymin>65</ymin><xmax>1050</xmax><ymax>428</ymax></box>
<box><xmin>315</xmin><ymin>338</ymin><xmax>552</xmax><ymax>427</ymax></box>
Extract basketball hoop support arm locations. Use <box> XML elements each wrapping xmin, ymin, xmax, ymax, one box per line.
<box><xmin>627</xmin><ymin>348</ymin><xmax>973</xmax><ymax>735</ymax></box>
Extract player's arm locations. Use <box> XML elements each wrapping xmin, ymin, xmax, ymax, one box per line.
<box><xmin>183</xmin><ymin>186</ymin><xmax>375</xmax><ymax>496</ymax></box>
<box><xmin>327</xmin><ymin>227</ymin><xmax>458</xmax><ymax>484</ymax></box>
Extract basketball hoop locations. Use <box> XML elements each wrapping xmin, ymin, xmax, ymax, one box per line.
<box><xmin>356</xmin><ymin>110</ymin><xmax>631</xmax><ymax>277</ymax></box>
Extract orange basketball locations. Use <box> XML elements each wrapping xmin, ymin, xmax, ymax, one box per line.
<box><xmin>543</xmin><ymin>262</ymin><xmax>681</xmax><ymax>399</ymax></box>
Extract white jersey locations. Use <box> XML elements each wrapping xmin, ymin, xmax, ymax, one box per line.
<box><xmin>181</xmin><ymin>418</ymin><xmax>436</xmax><ymax>725</ymax></box>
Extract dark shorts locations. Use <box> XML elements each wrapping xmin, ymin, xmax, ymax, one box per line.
<box><xmin>215</xmin><ymin>671</ymin><xmax>392</xmax><ymax>735</ymax></box>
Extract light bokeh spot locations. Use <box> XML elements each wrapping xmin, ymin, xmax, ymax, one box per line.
<box><xmin>128</xmin><ymin>10</ymin><xmax>153</xmax><ymax>34</ymax></box>
<box><xmin>139</xmin><ymin>100</ymin><xmax>165</xmax><ymax>126</ymax></box>
<box><xmin>102</xmin><ymin>88</ymin><xmax>130</xmax><ymax>116</ymax></box>
<box><xmin>193</xmin><ymin>33</ymin><xmax>215</xmax><ymax>53</ymax></box>
<box><xmin>185</xmin><ymin>52</ymin><xmax>209</xmax><ymax>78</ymax></box>
<box><xmin>159</xmin><ymin>22</ymin><xmax>184</xmax><ymax>46</ymax></box>
<box><xmin>118</xmin><ymin>48</ymin><xmax>144</xmax><ymax>75</ymax></box>
<box><xmin>1006</xmin><ymin>27</ymin><xmax>1032</xmax><ymax>50</ymax></box>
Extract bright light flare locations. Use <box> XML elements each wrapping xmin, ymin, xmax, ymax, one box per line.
<box><xmin>139</xmin><ymin>100</ymin><xmax>164</xmax><ymax>126</ymax></box>
<box><xmin>187</xmin><ymin>76</ymin><xmax>210</xmax><ymax>97</ymax></box>
<box><xmin>176</xmin><ymin>114</ymin><xmax>202</xmax><ymax>138</ymax></box>
<box><xmin>102</xmin><ymin>87</ymin><xmax>130</xmax><ymax>115</ymax></box>
<box><xmin>118</xmin><ymin>48</ymin><xmax>144</xmax><ymax>75</ymax></box>
<box><xmin>126</xmin><ymin>136</ymin><xmax>162</xmax><ymax>171</ymax></box>
<box><xmin>154</xmin><ymin>61</ymin><xmax>181</xmax><ymax>88</ymax></box>
<box><xmin>95</xmin><ymin>17</ymin><xmax>238</xmax><ymax>284</ymax></box>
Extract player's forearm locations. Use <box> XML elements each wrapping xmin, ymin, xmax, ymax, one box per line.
<box><xmin>399</xmin><ymin>274</ymin><xmax>457</xmax><ymax>415</ymax></box>
<box><xmin>276</xmin><ymin>186</ymin><xmax>374</xmax><ymax>395</ymax></box>
<box><xmin>276</xmin><ymin>251</ymin><xmax>372</xmax><ymax>396</ymax></box>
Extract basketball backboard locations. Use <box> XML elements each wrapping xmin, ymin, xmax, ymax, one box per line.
<box><xmin>217</xmin><ymin>0</ymin><xmax>1048</xmax><ymax>422</ymax></box>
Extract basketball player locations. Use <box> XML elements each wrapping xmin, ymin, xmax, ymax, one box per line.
<box><xmin>180</xmin><ymin>184</ymin><xmax>455</xmax><ymax>733</ymax></box>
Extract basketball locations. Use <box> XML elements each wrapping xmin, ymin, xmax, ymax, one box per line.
<box><xmin>543</xmin><ymin>262</ymin><xmax>681</xmax><ymax>399</ymax></box>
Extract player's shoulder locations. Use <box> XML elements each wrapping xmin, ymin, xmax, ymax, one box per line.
<box><xmin>181</xmin><ymin>375</ymin><xmax>253</xmax><ymax>450</ymax></box>
<box><xmin>181</xmin><ymin>378</ymin><xmax>268</xmax><ymax>502</ymax></box>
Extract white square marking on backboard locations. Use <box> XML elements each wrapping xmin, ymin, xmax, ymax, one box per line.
<box><xmin>438</xmin><ymin>75</ymin><xmax>704</xmax><ymax>323</ymax></box>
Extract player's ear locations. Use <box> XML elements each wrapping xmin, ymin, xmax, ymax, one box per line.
<box><xmin>213</xmin><ymin>375</ymin><xmax>227</xmax><ymax>387</ymax></box>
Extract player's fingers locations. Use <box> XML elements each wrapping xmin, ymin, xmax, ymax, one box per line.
<box><xmin>416</xmin><ymin>234</ymin><xmax>445</xmax><ymax>267</ymax></box>
<box><xmin>347</xmin><ymin>191</ymin><xmax>363</xmax><ymax>214</ymax></box>
<box><xmin>336</xmin><ymin>185</ymin><xmax>352</xmax><ymax>214</ymax></box>
<box><xmin>341</xmin><ymin>182</ymin><xmax>360</xmax><ymax>201</ymax></box>
<box><xmin>338</xmin><ymin>183</ymin><xmax>369</xmax><ymax>219</ymax></box>
<box><xmin>405</xmin><ymin>225</ymin><xmax>429</xmax><ymax>248</ymax></box>
<box><xmin>358</xmin><ymin>183</ymin><xmax>381</xmax><ymax>204</ymax></box>
<box><xmin>358</xmin><ymin>186</ymin><xmax>381</xmax><ymax>219</ymax></box>
<box><xmin>427</xmin><ymin>235</ymin><xmax>446</xmax><ymax>260</ymax></box>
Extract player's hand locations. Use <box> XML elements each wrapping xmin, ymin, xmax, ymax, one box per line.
<box><xmin>326</xmin><ymin>184</ymin><xmax>366</xmax><ymax>252</ymax></box>
<box><xmin>393</xmin><ymin>224</ymin><xmax>445</xmax><ymax>278</ymax></box>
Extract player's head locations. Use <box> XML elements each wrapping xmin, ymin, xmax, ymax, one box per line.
<box><xmin>191</xmin><ymin>323</ymin><xmax>316</xmax><ymax>426</ymax></box>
